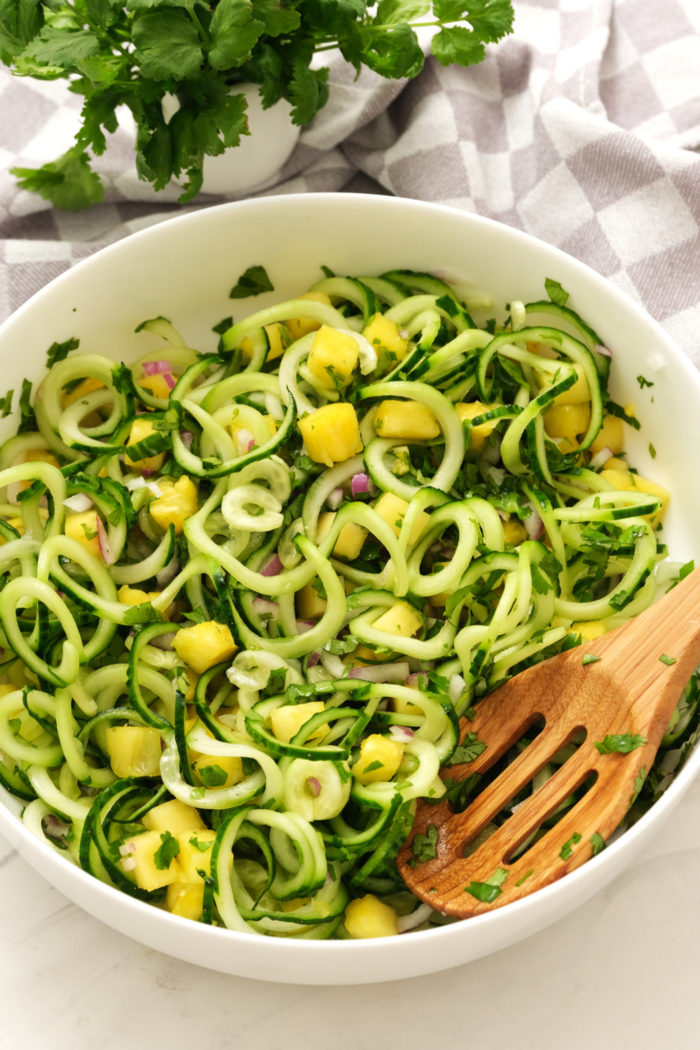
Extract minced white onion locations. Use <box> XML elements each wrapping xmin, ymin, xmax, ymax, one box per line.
<box><xmin>62</xmin><ymin>493</ymin><xmax>93</xmax><ymax>513</ymax></box>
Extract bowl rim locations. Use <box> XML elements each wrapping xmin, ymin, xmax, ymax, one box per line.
<box><xmin>0</xmin><ymin>191</ymin><xmax>698</xmax><ymax>976</ymax></box>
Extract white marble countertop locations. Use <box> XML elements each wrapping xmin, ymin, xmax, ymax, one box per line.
<box><xmin>2</xmin><ymin>776</ymin><xmax>699</xmax><ymax>1050</ymax></box>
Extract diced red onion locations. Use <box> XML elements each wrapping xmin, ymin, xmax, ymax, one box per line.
<box><xmin>326</xmin><ymin>486</ymin><xmax>344</xmax><ymax>510</ymax></box>
<box><xmin>449</xmin><ymin>673</ymin><xmax>466</xmax><ymax>705</ymax></box>
<box><xmin>348</xmin><ymin>661</ymin><xmax>411</xmax><ymax>683</ymax></box>
<box><xmin>252</xmin><ymin>597</ymin><xmax>279</xmax><ymax>615</ymax></box>
<box><xmin>594</xmin><ymin>344</ymin><xmax>613</xmax><ymax>359</ymax></box>
<box><xmin>306</xmin><ymin>777</ymin><xmax>322</xmax><ymax>798</ymax></box>
<box><xmin>261</xmin><ymin>554</ymin><xmax>282</xmax><ymax>577</ymax></box>
<box><xmin>150</xmin><ymin>632</ymin><xmax>177</xmax><ymax>650</ymax></box>
<box><xmin>351</xmin><ymin>473</ymin><xmax>372</xmax><ymax>498</ymax></box>
<box><xmin>179</xmin><ymin>430</ymin><xmax>194</xmax><ymax>449</ymax></box>
<box><xmin>307</xmin><ymin>651</ymin><xmax>321</xmax><ymax>667</ymax></box>
<box><xmin>524</xmin><ymin>506</ymin><xmax>544</xmax><ymax>541</ymax></box>
<box><xmin>142</xmin><ymin>359</ymin><xmax>173</xmax><ymax>376</ymax></box>
<box><xmin>389</xmin><ymin>724</ymin><xmax>415</xmax><ymax>742</ymax></box>
<box><xmin>397</xmin><ymin>902</ymin><xmax>435</xmax><ymax>933</ymax></box>
<box><xmin>96</xmin><ymin>516</ymin><xmax>116</xmax><ymax>565</ymax></box>
<box><xmin>296</xmin><ymin>620</ymin><xmax>315</xmax><ymax>633</ymax></box>
<box><xmin>162</xmin><ymin>371</ymin><xmax>177</xmax><ymax>391</ymax></box>
<box><xmin>156</xmin><ymin>558</ymin><xmax>180</xmax><ymax>588</ymax></box>
<box><xmin>63</xmin><ymin>493</ymin><xmax>93</xmax><ymax>513</ymax></box>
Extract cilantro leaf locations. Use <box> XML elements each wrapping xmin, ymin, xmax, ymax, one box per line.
<box><xmin>432</xmin><ymin>26</ymin><xmax>485</xmax><ymax>68</ymax></box>
<box><xmin>0</xmin><ymin>0</ymin><xmax>43</xmax><ymax>63</ymax></box>
<box><xmin>46</xmin><ymin>336</ymin><xmax>79</xmax><ymax>368</ymax></box>
<box><xmin>590</xmin><ymin>832</ymin><xmax>605</xmax><ymax>856</ymax></box>
<box><xmin>0</xmin><ymin>390</ymin><xmax>13</xmax><ymax>418</ymax></box>
<box><xmin>409</xmin><ymin>823</ymin><xmax>439</xmax><ymax>866</ymax></box>
<box><xmin>464</xmin><ymin>866</ymin><xmax>509</xmax><ymax>903</ymax></box>
<box><xmin>446</xmin><ymin>731</ymin><xmax>487</xmax><ymax>765</ymax></box>
<box><xmin>197</xmin><ymin>763</ymin><xmax>228</xmax><ymax>787</ymax></box>
<box><xmin>12</xmin><ymin>149</ymin><xmax>103</xmax><ymax>210</ymax></box>
<box><xmin>132</xmin><ymin>10</ymin><xmax>203</xmax><ymax>81</ymax></box>
<box><xmin>229</xmin><ymin>265</ymin><xmax>274</xmax><ymax>299</ymax></box>
<box><xmin>153</xmin><ymin>830</ymin><xmax>180</xmax><ymax>869</ymax></box>
<box><xmin>559</xmin><ymin>831</ymin><xmax>582</xmax><ymax>860</ymax></box>
<box><xmin>209</xmin><ymin>0</ymin><xmax>264</xmax><ymax>69</ymax></box>
<box><xmin>594</xmin><ymin>733</ymin><xmax>647</xmax><ymax>755</ymax></box>
<box><xmin>545</xmin><ymin>277</ymin><xmax>570</xmax><ymax>306</ymax></box>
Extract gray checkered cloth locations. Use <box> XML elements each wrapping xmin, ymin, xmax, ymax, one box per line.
<box><xmin>1</xmin><ymin>0</ymin><xmax>699</xmax><ymax>370</ymax></box>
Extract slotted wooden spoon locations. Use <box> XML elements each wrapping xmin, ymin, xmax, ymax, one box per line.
<box><xmin>398</xmin><ymin>565</ymin><xmax>700</xmax><ymax>917</ymax></box>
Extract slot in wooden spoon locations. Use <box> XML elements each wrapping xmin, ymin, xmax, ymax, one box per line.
<box><xmin>398</xmin><ymin>566</ymin><xmax>700</xmax><ymax>916</ymax></box>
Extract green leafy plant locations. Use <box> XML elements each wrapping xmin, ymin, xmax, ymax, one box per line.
<box><xmin>0</xmin><ymin>0</ymin><xmax>514</xmax><ymax>209</ymax></box>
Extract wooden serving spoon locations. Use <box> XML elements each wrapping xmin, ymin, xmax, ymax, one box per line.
<box><xmin>398</xmin><ymin>565</ymin><xmax>700</xmax><ymax>916</ymax></box>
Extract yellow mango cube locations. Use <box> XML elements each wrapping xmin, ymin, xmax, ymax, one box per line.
<box><xmin>240</xmin><ymin>322</ymin><xmax>287</xmax><ymax>362</ymax></box>
<box><xmin>65</xmin><ymin>509</ymin><xmax>102</xmax><ymax>558</ymax></box>
<box><xmin>287</xmin><ymin>291</ymin><xmax>332</xmax><ymax>341</ymax></box>
<box><xmin>120</xmin><ymin>829</ymin><xmax>180</xmax><ymax>892</ymax></box>
<box><xmin>138</xmin><ymin>373</ymin><xmax>173</xmax><ymax>400</ymax></box>
<box><xmin>307</xmin><ymin>325</ymin><xmax>359</xmax><ymax>387</ymax></box>
<box><xmin>362</xmin><ymin>314</ymin><xmax>408</xmax><ymax>365</ymax></box>
<box><xmin>371</xmin><ymin>600</ymin><xmax>423</xmax><ymax>638</ymax></box>
<box><xmin>344</xmin><ymin>894</ymin><xmax>399</xmax><ymax>938</ymax></box>
<box><xmin>105</xmin><ymin>725</ymin><xmax>162</xmax><ymax>778</ymax></box>
<box><xmin>456</xmin><ymin>401</ymin><xmax>501</xmax><ymax>454</ymax></box>
<box><xmin>173</xmin><ymin>620</ymin><xmax>238</xmax><ymax>674</ymax></box>
<box><xmin>374</xmin><ymin>399</ymin><xmax>440</xmax><ymax>440</ymax></box>
<box><xmin>149</xmin><ymin>475</ymin><xmax>198</xmax><ymax>534</ymax></box>
<box><xmin>599</xmin><ymin>466</ymin><xmax>670</xmax><ymax>526</ymax></box>
<box><xmin>190</xmin><ymin>752</ymin><xmax>244</xmax><ymax>789</ymax></box>
<box><xmin>502</xmin><ymin>516</ymin><xmax>527</xmax><ymax>546</ymax></box>
<box><xmin>537</xmin><ymin>362</ymin><xmax>589</xmax><ymax>405</ymax></box>
<box><xmin>373</xmin><ymin>491</ymin><xmax>430</xmax><ymax>545</ymax></box>
<box><xmin>317</xmin><ymin>510</ymin><xmax>367</xmax><ymax>560</ymax></box>
<box><xmin>544</xmin><ymin>402</ymin><xmax>591</xmax><ymax>442</ymax></box>
<box><xmin>353</xmin><ymin>734</ymin><xmax>405</xmax><ymax>785</ymax></box>
<box><xmin>124</xmin><ymin>416</ymin><xmax>165</xmax><ymax>473</ymax></box>
<box><xmin>296</xmin><ymin>582</ymin><xmax>327</xmax><ymax>620</ymax></box>
<box><xmin>269</xmin><ymin>701</ymin><xmax>328</xmax><ymax>744</ymax></box>
<box><xmin>61</xmin><ymin>376</ymin><xmax>104</xmax><ymax>409</ymax></box>
<box><xmin>571</xmin><ymin>620</ymin><xmax>608</xmax><ymax>641</ymax></box>
<box><xmin>175</xmin><ymin>829</ymin><xmax>217</xmax><ymax>882</ymax></box>
<box><xmin>590</xmin><ymin>414</ymin><xmax>625</xmax><ymax>456</ymax></box>
<box><xmin>143</xmin><ymin>799</ymin><xmax>206</xmax><ymax>835</ymax></box>
<box><xmin>298</xmin><ymin>402</ymin><xmax>363</xmax><ymax>467</ymax></box>
<box><xmin>166</xmin><ymin>881</ymin><xmax>205</xmax><ymax>921</ymax></box>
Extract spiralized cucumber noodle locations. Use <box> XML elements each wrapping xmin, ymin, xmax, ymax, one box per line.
<box><xmin>0</xmin><ymin>268</ymin><xmax>697</xmax><ymax>939</ymax></box>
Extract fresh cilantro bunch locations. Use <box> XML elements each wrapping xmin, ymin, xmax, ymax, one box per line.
<box><xmin>0</xmin><ymin>0</ymin><xmax>514</xmax><ymax>209</ymax></box>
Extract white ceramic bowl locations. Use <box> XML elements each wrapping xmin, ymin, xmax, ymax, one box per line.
<box><xmin>0</xmin><ymin>193</ymin><xmax>698</xmax><ymax>985</ymax></box>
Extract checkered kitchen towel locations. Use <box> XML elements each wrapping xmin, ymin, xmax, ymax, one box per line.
<box><xmin>1</xmin><ymin>0</ymin><xmax>699</xmax><ymax>370</ymax></box>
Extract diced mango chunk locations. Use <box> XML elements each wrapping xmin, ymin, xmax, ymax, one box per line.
<box><xmin>307</xmin><ymin>325</ymin><xmax>359</xmax><ymax>387</ymax></box>
<box><xmin>65</xmin><ymin>509</ymin><xmax>102</xmax><ymax>558</ymax></box>
<box><xmin>106</xmin><ymin>725</ymin><xmax>162</xmax><ymax>778</ymax></box>
<box><xmin>149</xmin><ymin>475</ymin><xmax>198</xmax><ymax>534</ymax></box>
<box><xmin>240</xmin><ymin>322</ymin><xmax>287</xmax><ymax>362</ymax></box>
<box><xmin>190</xmin><ymin>752</ymin><xmax>244</xmax><ymax>789</ymax></box>
<box><xmin>166</xmin><ymin>881</ymin><xmax>205</xmax><ymax>920</ymax></box>
<box><xmin>124</xmin><ymin>416</ymin><xmax>165</xmax><ymax>473</ymax></box>
<box><xmin>371</xmin><ymin>600</ymin><xmax>423</xmax><ymax>638</ymax></box>
<box><xmin>287</xmin><ymin>291</ymin><xmax>332</xmax><ymax>341</ymax></box>
<box><xmin>175</xmin><ymin>829</ymin><xmax>217</xmax><ymax>882</ymax></box>
<box><xmin>373</xmin><ymin>491</ymin><xmax>430</xmax><ymax>546</ymax></box>
<box><xmin>296</xmin><ymin>582</ymin><xmax>327</xmax><ymax>620</ymax></box>
<box><xmin>269</xmin><ymin>701</ymin><xmax>328</xmax><ymax>744</ymax></box>
<box><xmin>173</xmin><ymin>621</ymin><xmax>238</xmax><ymax>674</ymax></box>
<box><xmin>502</xmin><ymin>516</ymin><xmax>527</xmax><ymax>546</ymax></box>
<box><xmin>143</xmin><ymin>799</ymin><xmax>206</xmax><ymax>835</ymax></box>
<box><xmin>571</xmin><ymin>620</ymin><xmax>608</xmax><ymax>641</ymax></box>
<box><xmin>362</xmin><ymin>314</ymin><xmax>408</xmax><ymax>366</ymax></box>
<box><xmin>374</xmin><ymin>399</ymin><xmax>440</xmax><ymax>440</ymax></box>
<box><xmin>317</xmin><ymin>510</ymin><xmax>367</xmax><ymax>560</ymax></box>
<box><xmin>537</xmin><ymin>362</ymin><xmax>590</xmax><ymax>405</ymax></box>
<box><xmin>120</xmin><ymin>829</ymin><xmax>180</xmax><ymax>892</ymax></box>
<box><xmin>590</xmin><ymin>413</ymin><xmax>625</xmax><ymax>456</ymax></box>
<box><xmin>138</xmin><ymin>373</ymin><xmax>173</xmax><ymax>400</ymax></box>
<box><xmin>456</xmin><ymin>401</ymin><xmax>501</xmax><ymax>454</ymax></box>
<box><xmin>298</xmin><ymin>403</ymin><xmax>363</xmax><ymax>467</ymax></box>
<box><xmin>544</xmin><ymin>402</ymin><xmax>591</xmax><ymax>442</ymax></box>
<box><xmin>353</xmin><ymin>734</ymin><xmax>405</xmax><ymax>785</ymax></box>
<box><xmin>61</xmin><ymin>376</ymin><xmax>104</xmax><ymax>409</ymax></box>
<box><xmin>598</xmin><ymin>466</ymin><xmax>670</xmax><ymax>526</ymax></box>
<box><xmin>344</xmin><ymin>894</ymin><xmax>399</xmax><ymax>938</ymax></box>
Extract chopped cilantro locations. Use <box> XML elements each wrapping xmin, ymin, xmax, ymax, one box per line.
<box><xmin>636</xmin><ymin>375</ymin><xmax>654</xmax><ymax>389</ymax></box>
<box><xmin>197</xmin><ymin>764</ymin><xmax>228</xmax><ymax>787</ymax></box>
<box><xmin>515</xmin><ymin>869</ymin><xmax>534</xmax><ymax>887</ymax></box>
<box><xmin>446</xmin><ymin>731</ymin><xmax>487</xmax><ymax>766</ymax></box>
<box><xmin>409</xmin><ymin>823</ymin><xmax>439</xmax><ymax>867</ymax></box>
<box><xmin>229</xmin><ymin>266</ymin><xmax>274</xmax><ymax>299</ymax></box>
<box><xmin>46</xmin><ymin>336</ymin><xmax>79</xmax><ymax>368</ymax></box>
<box><xmin>659</xmin><ymin>653</ymin><xmax>676</xmax><ymax>666</ymax></box>
<box><xmin>559</xmin><ymin>831</ymin><xmax>582</xmax><ymax>860</ymax></box>
<box><xmin>153</xmin><ymin>830</ymin><xmax>180</xmax><ymax>870</ymax></box>
<box><xmin>0</xmin><ymin>389</ymin><xmax>13</xmax><ymax>417</ymax></box>
<box><xmin>544</xmin><ymin>277</ymin><xmax>569</xmax><ymax>307</ymax></box>
<box><xmin>582</xmin><ymin>653</ymin><xmax>601</xmax><ymax>666</ymax></box>
<box><xmin>594</xmin><ymin>733</ymin><xmax>647</xmax><ymax>755</ymax></box>
<box><xmin>590</xmin><ymin>832</ymin><xmax>605</xmax><ymax>856</ymax></box>
<box><xmin>464</xmin><ymin>867</ymin><xmax>509</xmax><ymax>903</ymax></box>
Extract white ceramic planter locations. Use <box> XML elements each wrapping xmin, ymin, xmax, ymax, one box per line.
<box><xmin>162</xmin><ymin>83</ymin><xmax>300</xmax><ymax>196</ymax></box>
